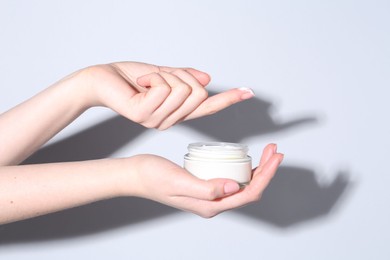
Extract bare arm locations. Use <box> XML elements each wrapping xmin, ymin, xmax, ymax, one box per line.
<box><xmin>0</xmin><ymin>62</ymin><xmax>254</xmax><ymax>166</ymax></box>
<box><xmin>0</xmin><ymin>61</ymin><xmax>281</xmax><ymax>225</ymax></box>
<box><xmin>0</xmin><ymin>70</ymin><xmax>89</xmax><ymax>166</ymax></box>
<box><xmin>0</xmin><ymin>158</ymin><xmax>126</xmax><ymax>224</ymax></box>
<box><xmin>0</xmin><ymin>146</ymin><xmax>283</xmax><ymax>224</ymax></box>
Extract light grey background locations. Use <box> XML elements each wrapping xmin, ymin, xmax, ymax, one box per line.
<box><xmin>0</xmin><ymin>0</ymin><xmax>389</xmax><ymax>259</ymax></box>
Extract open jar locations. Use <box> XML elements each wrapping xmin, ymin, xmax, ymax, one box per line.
<box><xmin>184</xmin><ymin>142</ymin><xmax>252</xmax><ymax>185</ymax></box>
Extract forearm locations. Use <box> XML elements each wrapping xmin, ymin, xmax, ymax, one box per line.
<box><xmin>0</xmin><ymin>70</ymin><xmax>90</xmax><ymax>166</ymax></box>
<box><xmin>0</xmin><ymin>158</ymin><xmax>132</xmax><ymax>225</ymax></box>
<box><xmin>0</xmin><ymin>61</ymin><xmax>252</xmax><ymax>166</ymax></box>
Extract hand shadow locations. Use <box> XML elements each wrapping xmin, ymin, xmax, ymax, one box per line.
<box><xmin>236</xmin><ymin>166</ymin><xmax>352</xmax><ymax>228</ymax></box>
<box><xmin>0</xmin><ymin>197</ymin><xmax>179</xmax><ymax>244</ymax></box>
<box><xmin>0</xmin><ymin>92</ymin><xmax>350</xmax><ymax>245</ymax></box>
<box><xmin>23</xmin><ymin>116</ymin><xmax>147</xmax><ymax>164</ymax></box>
<box><xmin>182</xmin><ymin>91</ymin><xmax>317</xmax><ymax>142</ymax></box>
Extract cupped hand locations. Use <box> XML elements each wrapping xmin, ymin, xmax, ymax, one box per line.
<box><xmin>82</xmin><ymin>62</ymin><xmax>254</xmax><ymax>130</ymax></box>
<box><xmin>126</xmin><ymin>144</ymin><xmax>283</xmax><ymax>217</ymax></box>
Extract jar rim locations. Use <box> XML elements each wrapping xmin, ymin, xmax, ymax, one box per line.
<box><xmin>188</xmin><ymin>142</ymin><xmax>248</xmax><ymax>151</ymax></box>
<box><xmin>187</xmin><ymin>142</ymin><xmax>249</xmax><ymax>159</ymax></box>
<box><xmin>184</xmin><ymin>153</ymin><xmax>251</xmax><ymax>162</ymax></box>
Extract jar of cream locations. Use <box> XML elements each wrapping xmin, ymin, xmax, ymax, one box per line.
<box><xmin>184</xmin><ymin>142</ymin><xmax>252</xmax><ymax>185</ymax></box>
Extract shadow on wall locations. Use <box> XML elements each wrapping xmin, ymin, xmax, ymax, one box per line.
<box><xmin>182</xmin><ymin>91</ymin><xmax>316</xmax><ymax>142</ymax></box>
<box><xmin>236</xmin><ymin>166</ymin><xmax>351</xmax><ymax>228</ymax></box>
<box><xmin>0</xmin><ymin>93</ymin><xmax>351</xmax><ymax>244</ymax></box>
<box><xmin>23</xmin><ymin>116</ymin><xmax>146</xmax><ymax>164</ymax></box>
<box><xmin>23</xmin><ymin>91</ymin><xmax>315</xmax><ymax>164</ymax></box>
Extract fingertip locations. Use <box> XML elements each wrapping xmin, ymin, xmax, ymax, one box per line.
<box><xmin>259</xmin><ymin>143</ymin><xmax>278</xmax><ymax>167</ymax></box>
<box><xmin>200</xmin><ymin>72</ymin><xmax>211</xmax><ymax>86</ymax></box>
<box><xmin>185</xmin><ymin>68</ymin><xmax>211</xmax><ymax>86</ymax></box>
<box><xmin>238</xmin><ymin>87</ymin><xmax>255</xmax><ymax>100</ymax></box>
<box><xmin>276</xmin><ymin>153</ymin><xmax>284</xmax><ymax>164</ymax></box>
<box><xmin>264</xmin><ymin>143</ymin><xmax>277</xmax><ymax>153</ymax></box>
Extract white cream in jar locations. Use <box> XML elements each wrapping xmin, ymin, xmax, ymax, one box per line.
<box><xmin>184</xmin><ymin>142</ymin><xmax>252</xmax><ymax>185</ymax></box>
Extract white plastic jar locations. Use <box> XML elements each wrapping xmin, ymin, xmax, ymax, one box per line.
<box><xmin>184</xmin><ymin>142</ymin><xmax>252</xmax><ymax>185</ymax></box>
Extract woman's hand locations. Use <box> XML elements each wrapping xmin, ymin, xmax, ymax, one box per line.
<box><xmin>0</xmin><ymin>61</ymin><xmax>253</xmax><ymax>165</ymax></box>
<box><xmin>0</xmin><ymin>144</ymin><xmax>282</xmax><ymax>224</ymax></box>
<box><xmin>124</xmin><ymin>143</ymin><xmax>283</xmax><ymax>217</ymax></box>
<box><xmin>0</xmin><ymin>60</ymin><xmax>277</xmax><ymax>224</ymax></box>
<box><xmin>82</xmin><ymin>62</ymin><xmax>254</xmax><ymax>130</ymax></box>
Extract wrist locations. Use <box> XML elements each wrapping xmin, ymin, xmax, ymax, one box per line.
<box><xmin>59</xmin><ymin>66</ymin><xmax>98</xmax><ymax>111</ymax></box>
<box><xmin>72</xmin><ymin>64</ymin><xmax>118</xmax><ymax>109</ymax></box>
<box><xmin>110</xmin><ymin>156</ymin><xmax>142</xmax><ymax>197</ymax></box>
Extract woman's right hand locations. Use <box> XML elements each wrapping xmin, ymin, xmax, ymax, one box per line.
<box><xmin>81</xmin><ymin>62</ymin><xmax>255</xmax><ymax>130</ymax></box>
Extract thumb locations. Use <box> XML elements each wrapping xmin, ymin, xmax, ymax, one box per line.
<box><xmin>176</xmin><ymin>177</ymin><xmax>240</xmax><ymax>201</ymax></box>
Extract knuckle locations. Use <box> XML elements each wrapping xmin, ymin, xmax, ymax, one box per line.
<box><xmin>205</xmin><ymin>186</ymin><xmax>218</xmax><ymax>201</ymax></box>
<box><xmin>157</xmin><ymin>124</ymin><xmax>171</xmax><ymax>131</ymax></box>
<box><xmin>158</xmin><ymin>83</ymin><xmax>172</xmax><ymax>94</ymax></box>
<box><xmin>158</xmin><ymin>116</ymin><xmax>182</xmax><ymax>130</ymax></box>
<box><xmin>199</xmin><ymin>209</ymin><xmax>217</xmax><ymax>219</ymax></box>
<box><xmin>175</xmin><ymin>83</ymin><xmax>192</xmax><ymax>95</ymax></box>
<box><xmin>131</xmin><ymin>112</ymin><xmax>148</xmax><ymax>123</ymax></box>
<box><xmin>140</xmin><ymin>122</ymin><xmax>154</xmax><ymax>129</ymax></box>
<box><xmin>142</xmin><ymin>120</ymin><xmax>160</xmax><ymax>129</ymax></box>
<box><xmin>249</xmin><ymin>190</ymin><xmax>262</xmax><ymax>203</ymax></box>
<box><xmin>194</xmin><ymin>88</ymin><xmax>208</xmax><ymax>100</ymax></box>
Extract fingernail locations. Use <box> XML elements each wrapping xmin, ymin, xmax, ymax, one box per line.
<box><xmin>224</xmin><ymin>182</ymin><xmax>240</xmax><ymax>194</ymax></box>
<box><xmin>239</xmin><ymin>87</ymin><xmax>255</xmax><ymax>100</ymax></box>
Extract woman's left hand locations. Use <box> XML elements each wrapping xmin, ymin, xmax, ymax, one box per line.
<box><xmin>124</xmin><ymin>143</ymin><xmax>283</xmax><ymax>217</ymax></box>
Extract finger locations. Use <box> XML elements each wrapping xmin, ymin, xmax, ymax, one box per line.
<box><xmin>250</xmin><ymin>153</ymin><xmax>284</xmax><ymax>192</ymax></box>
<box><xmin>159</xmin><ymin>66</ymin><xmax>211</xmax><ymax>86</ymax></box>
<box><xmin>201</xmin><ymin>153</ymin><xmax>283</xmax><ymax>213</ymax></box>
<box><xmin>257</xmin><ymin>143</ymin><xmax>278</xmax><ymax>172</ymax></box>
<box><xmin>173</xmin><ymin>175</ymin><xmax>240</xmax><ymax>201</ymax></box>
<box><xmin>183</xmin><ymin>87</ymin><xmax>255</xmax><ymax>121</ymax></box>
<box><xmin>147</xmin><ymin>71</ymin><xmax>192</xmax><ymax>127</ymax></box>
<box><xmin>158</xmin><ymin>70</ymin><xmax>208</xmax><ymax>129</ymax></box>
<box><xmin>170</xmin><ymin>69</ymin><xmax>207</xmax><ymax>89</ymax></box>
<box><xmin>127</xmin><ymin>73</ymin><xmax>171</xmax><ymax>122</ymax></box>
<box><xmin>184</xmin><ymin>68</ymin><xmax>211</xmax><ymax>86</ymax></box>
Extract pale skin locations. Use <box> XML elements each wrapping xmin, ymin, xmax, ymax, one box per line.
<box><xmin>0</xmin><ymin>61</ymin><xmax>284</xmax><ymax>225</ymax></box>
